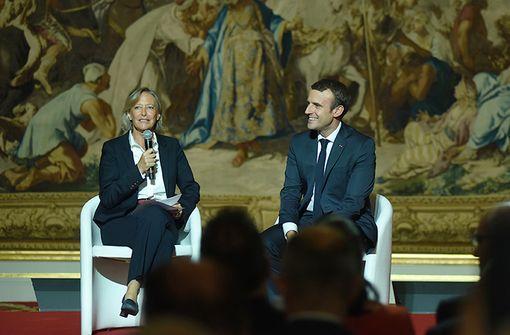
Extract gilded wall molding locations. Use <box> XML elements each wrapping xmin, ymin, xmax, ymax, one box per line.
<box><xmin>0</xmin><ymin>193</ymin><xmax>508</xmax><ymax>254</ymax></box>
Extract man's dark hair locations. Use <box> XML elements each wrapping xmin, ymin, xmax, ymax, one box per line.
<box><xmin>482</xmin><ymin>205</ymin><xmax>510</xmax><ymax>261</ymax></box>
<box><xmin>201</xmin><ymin>207</ymin><xmax>269</xmax><ymax>296</ymax></box>
<box><xmin>311</xmin><ymin>79</ymin><xmax>351</xmax><ymax>114</ymax></box>
<box><xmin>315</xmin><ymin>214</ymin><xmax>379</xmax><ymax>311</ymax></box>
<box><xmin>143</xmin><ymin>259</ymin><xmax>244</xmax><ymax>333</ymax></box>
<box><xmin>283</xmin><ymin>226</ymin><xmax>361</xmax><ymax>299</ymax></box>
<box><xmin>315</xmin><ymin>214</ymin><xmax>364</xmax><ymax>272</ymax></box>
<box><xmin>480</xmin><ymin>205</ymin><xmax>510</xmax><ymax>333</ymax></box>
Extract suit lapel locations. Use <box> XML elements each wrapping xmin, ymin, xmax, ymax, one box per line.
<box><xmin>305</xmin><ymin>131</ymin><xmax>318</xmax><ymax>193</ymax></box>
<box><xmin>157</xmin><ymin>135</ymin><xmax>171</xmax><ymax>195</ymax></box>
<box><xmin>322</xmin><ymin>124</ymin><xmax>351</xmax><ymax>189</ymax></box>
<box><xmin>120</xmin><ymin>132</ymin><xmax>135</xmax><ymax>167</ymax></box>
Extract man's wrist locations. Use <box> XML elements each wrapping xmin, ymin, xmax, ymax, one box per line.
<box><xmin>285</xmin><ymin>230</ymin><xmax>298</xmax><ymax>240</ymax></box>
<box><xmin>282</xmin><ymin>222</ymin><xmax>298</xmax><ymax>240</ymax></box>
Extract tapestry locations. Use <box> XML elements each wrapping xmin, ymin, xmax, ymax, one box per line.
<box><xmin>0</xmin><ymin>0</ymin><xmax>508</xmax><ymax>202</ymax></box>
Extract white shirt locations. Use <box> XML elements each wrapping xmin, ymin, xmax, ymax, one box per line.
<box><xmin>128</xmin><ymin>131</ymin><xmax>167</xmax><ymax>199</ymax></box>
<box><xmin>282</xmin><ymin>122</ymin><xmax>342</xmax><ymax>237</ymax></box>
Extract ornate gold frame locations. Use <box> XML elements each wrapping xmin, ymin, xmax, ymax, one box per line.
<box><xmin>0</xmin><ymin>192</ymin><xmax>508</xmax><ymax>260</ymax></box>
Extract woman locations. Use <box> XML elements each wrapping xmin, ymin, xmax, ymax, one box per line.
<box><xmin>93</xmin><ymin>87</ymin><xmax>200</xmax><ymax>317</ymax></box>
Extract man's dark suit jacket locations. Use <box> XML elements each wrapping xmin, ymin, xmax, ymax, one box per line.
<box><xmin>93</xmin><ymin>132</ymin><xmax>200</xmax><ymax>226</ymax></box>
<box><xmin>279</xmin><ymin>123</ymin><xmax>377</xmax><ymax>247</ymax></box>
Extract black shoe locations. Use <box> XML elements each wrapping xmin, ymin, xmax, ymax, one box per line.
<box><xmin>120</xmin><ymin>296</ymin><xmax>139</xmax><ymax>318</ymax></box>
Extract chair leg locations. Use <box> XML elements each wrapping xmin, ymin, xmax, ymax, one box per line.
<box><xmin>389</xmin><ymin>281</ymin><xmax>396</xmax><ymax>304</ymax></box>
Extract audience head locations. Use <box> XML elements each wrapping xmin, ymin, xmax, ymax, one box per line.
<box><xmin>143</xmin><ymin>258</ymin><xmax>243</xmax><ymax>335</ymax></box>
<box><xmin>315</xmin><ymin>214</ymin><xmax>376</xmax><ymax>311</ymax></box>
<box><xmin>315</xmin><ymin>213</ymin><xmax>364</xmax><ymax>265</ymax></box>
<box><xmin>458</xmin><ymin>203</ymin><xmax>510</xmax><ymax>335</ymax></box>
<box><xmin>201</xmin><ymin>207</ymin><xmax>269</xmax><ymax>298</ymax></box>
<box><xmin>281</xmin><ymin>225</ymin><xmax>364</xmax><ymax>317</ymax></box>
<box><xmin>477</xmin><ymin>203</ymin><xmax>510</xmax><ymax>333</ymax></box>
<box><xmin>473</xmin><ymin>202</ymin><xmax>510</xmax><ymax>272</ymax></box>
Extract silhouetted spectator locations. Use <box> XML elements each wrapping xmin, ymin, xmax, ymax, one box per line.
<box><xmin>317</xmin><ymin>214</ymin><xmax>415</xmax><ymax>335</ymax></box>
<box><xmin>280</xmin><ymin>225</ymin><xmax>361</xmax><ymax>335</ymax></box>
<box><xmin>429</xmin><ymin>203</ymin><xmax>510</xmax><ymax>335</ymax></box>
<box><xmin>201</xmin><ymin>207</ymin><xmax>285</xmax><ymax>335</ymax></box>
<box><xmin>143</xmin><ymin>258</ymin><xmax>244</xmax><ymax>335</ymax></box>
<box><xmin>456</xmin><ymin>204</ymin><xmax>510</xmax><ymax>335</ymax></box>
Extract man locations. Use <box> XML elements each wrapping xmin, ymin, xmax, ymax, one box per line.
<box><xmin>473</xmin><ymin>203</ymin><xmax>510</xmax><ymax>273</ymax></box>
<box><xmin>318</xmin><ymin>214</ymin><xmax>415</xmax><ymax>335</ymax></box>
<box><xmin>427</xmin><ymin>202</ymin><xmax>510</xmax><ymax>335</ymax></box>
<box><xmin>143</xmin><ymin>258</ymin><xmax>244</xmax><ymax>335</ymax></box>
<box><xmin>262</xmin><ymin>78</ymin><xmax>377</xmax><ymax>275</ymax></box>
<box><xmin>2</xmin><ymin>63</ymin><xmax>116</xmax><ymax>191</ymax></box>
<box><xmin>280</xmin><ymin>226</ymin><xmax>362</xmax><ymax>335</ymax></box>
<box><xmin>201</xmin><ymin>207</ymin><xmax>285</xmax><ymax>335</ymax></box>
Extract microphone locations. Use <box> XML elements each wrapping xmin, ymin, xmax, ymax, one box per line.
<box><xmin>142</xmin><ymin>130</ymin><xmax>155</xmax><ymax>181</ymax></box>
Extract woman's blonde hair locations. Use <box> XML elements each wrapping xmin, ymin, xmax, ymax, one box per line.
<box><xmin>120</xmin><ymin>87</ymin><xmax>164</xmax><ymax>133</ymax></box>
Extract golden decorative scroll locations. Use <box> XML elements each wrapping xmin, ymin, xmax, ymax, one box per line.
<box><xmin>0</xmin><ymin>193</ymin><xmax>507</xmax><ymax>257</ymax></box>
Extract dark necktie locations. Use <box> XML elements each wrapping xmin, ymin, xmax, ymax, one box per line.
<box><xmin>313</xmin><ymin>138</ymin><xmax>329</xmax><ymax>218</ymax></box>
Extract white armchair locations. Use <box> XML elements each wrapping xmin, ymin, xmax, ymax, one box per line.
<box><xmin>80</xmin><ymin>195</ymin><xmax>202</xmax><ymax>335</ymax></box>
<box><xmin>363</xmin><ymin>194</ymin><xmax>393</xmax><ymax>304</ymax></box>
<box><xmin>273</xmin><ymin>194</ymin><xmax>394</xmax><ymax>304</ymax></box>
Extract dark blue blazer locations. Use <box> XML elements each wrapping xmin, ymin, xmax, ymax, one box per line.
<box><xmin>93</xmin><ymin>132</ymin><xmax>200</xmax><ymax>226</ymax></box>
<box><xmin>279</xmin><ymin>124</ymin><xmax>377</xmax><ymax>247</ymax></box>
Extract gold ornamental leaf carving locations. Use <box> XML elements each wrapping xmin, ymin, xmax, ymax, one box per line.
<box><xmin>1</xmin><ymin>207</ymin><xmax>78</xmax><ymax>239</ymax></box>
<box><xmin>0</xmin><ymin>193</ymin><xmax>508</xmax><ymax>254</ymax></box>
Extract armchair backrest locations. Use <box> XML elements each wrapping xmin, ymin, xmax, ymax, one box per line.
<box><xmin>372</xmin><ymin>194</ymin><xmax>393</xmax><ymax>257</ymax></box>
<box><xmin>80</xmin><ymin>195</ymin><xmax>103</xmax><ymax>247</ymax></box>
